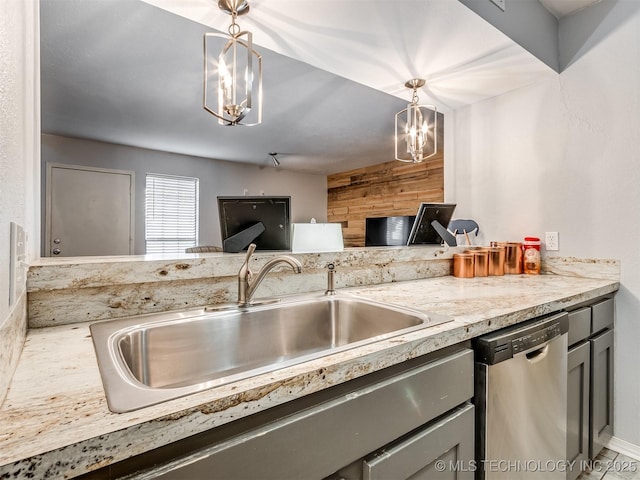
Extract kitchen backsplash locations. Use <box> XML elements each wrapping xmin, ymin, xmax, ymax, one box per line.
<box><xmin>0</xmin><ymin>293</ymin><xmax>27</xmax><ymax>406</ymax></box>
<box><xmin>542</xmin><ymin>256</ymin><xmax>620</xmax><ymax>280</ymax></box>
<box><xmin>26</xmin><ymin>250</ymin><xmax>619</xmax><ymax>329</ymax></box>
<box><xmin>26</xmin><ymin>246</ymin><xmax>454</xmax><ymax>328</ymax></box>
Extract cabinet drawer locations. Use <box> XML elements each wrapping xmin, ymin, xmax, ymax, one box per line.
<box><xmin>364</xmin><ymin>403</ymin><xmax>475</xmax><ymax>480</ymax></box>
<box><xmin>591</xmin><ymin>298</ymin><xmax>614</xmax><ymax>334</ymax></box>
<box><xmin>568</xmin><ymin>307</ymin><xmax>591</xmax><ymax>347</ymax></box>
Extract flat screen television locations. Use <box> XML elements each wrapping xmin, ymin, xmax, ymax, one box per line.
<box><xmin>407</xmin><ymin>203</ymin><xmax>457</xmax><ymax>245</ymax></box>
<box><xmin>218</xmin><ymin>196</ymin><xmax>291</xmax><ymax>252</ymax></box>
<box><xmin>365</xmin><ymin>216</ymin><xmax>416</xmax><ymax>246</ymax></box>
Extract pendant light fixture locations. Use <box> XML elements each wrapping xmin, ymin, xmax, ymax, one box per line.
<box><xmin>204</xmin><ymin>0</ymin><xmax>262</xmax><ymax>126</ymax></box>
<box><xmin>395</xmin><ymin>79</ymin><xmax>437</xmax><ymax>163</ymax></box>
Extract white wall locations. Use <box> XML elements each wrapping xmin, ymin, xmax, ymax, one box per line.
<box><xmin>452</xmin><ymin>1</ymin><xmax>640</xmax><ymax>447</ymax></box>
<box><xmin>0</xmin><ymin>0</ymin><xmax>39</xmax><ymax>404</ymax></box>
<box><xmin>41</xmin><ymin>134</ymin><xmax>328</xmax><ymax>255</ymax></box>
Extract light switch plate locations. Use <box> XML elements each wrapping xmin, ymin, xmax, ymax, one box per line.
<box><xmin>9</xmin><ymin>222</ymin><xmax>27</xmax><ymax>306</ymax></box>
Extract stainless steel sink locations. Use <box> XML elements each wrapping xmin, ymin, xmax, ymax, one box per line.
<box><xmin>90</xmin><ymin>294</ymin><xmax>451</xmax><ymax>412</ymax></box>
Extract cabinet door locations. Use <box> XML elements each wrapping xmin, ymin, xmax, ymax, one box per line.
<box><xmin>363</xmin><ymin>404</ymin><xmax>475</xmax><ymax>480</ymax></box>
<box><xmin>567</xmin><ymin>342</ymin><xmax>590</xmax><ymax>480</ymax></box>
<box><xmin>591</xmin><ymin>298</ymin><xmax>614</xmax><ymax>335</ymax></box>
<box><xmin>590</xmin><ymin>329</ymin><xmax>614</xmax><ymax>459</ymax></box>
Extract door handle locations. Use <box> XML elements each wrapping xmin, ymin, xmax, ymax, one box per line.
<box><xmin>525</xmin><ymin>345</ymin><xmax>549</xmax><ymax>363</ymax></box>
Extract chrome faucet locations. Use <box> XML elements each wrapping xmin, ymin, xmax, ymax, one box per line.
<box><xmin>237</xmin><ymin>243</ymin><xmax>303</xmax><ymax>307</ymax></box>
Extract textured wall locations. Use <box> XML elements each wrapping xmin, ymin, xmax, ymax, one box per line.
<box><xmin>452</xmin><ymin>1</ymin><xmax>640</xmax><ymax>449</ymax></box>
<box><xmin>0</xmin><ymin>2</ymin><xmax>27</xmax><ymax>321</ymax></box>
<box><xmin>0</xmin><ymin>0</ymin><xmax>38</xmax><ymax>405</ymax></box>
<box><xmin>327</xmin><ymin>159</ymin><xmax>444</xmax><ymax>247</ymax></box>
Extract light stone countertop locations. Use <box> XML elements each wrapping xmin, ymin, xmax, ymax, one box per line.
<box><xmin>0</xmin><ymin>273</ymin><xmax>619</xmax><ymax>478</ymax></box>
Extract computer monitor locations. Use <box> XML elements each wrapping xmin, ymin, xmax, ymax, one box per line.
<box><xmin>217</xmin><ymin>196</ymin><xmax>291</xmax><ymax>252</ymax></box>
<box><xmin>407</xmin><ymin>203</ymin><xmax>457</xmax><ymax>245</ymax></box>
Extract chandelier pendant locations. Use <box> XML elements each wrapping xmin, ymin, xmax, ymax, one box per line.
<box><xmin>395</xmin><ymin>79</ymin><xmax>437</xmax><ymax>163</ymax></box>
<box><xmin>204</xmin><ymin>0</ymin><xmax>263</xmax><ymax>126</ymax></box>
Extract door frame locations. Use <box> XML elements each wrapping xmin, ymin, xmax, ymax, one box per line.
<box><xmin>45</xmin><ymin>162</ymin><xmax>136</xmax><ymax>256</ymax></box>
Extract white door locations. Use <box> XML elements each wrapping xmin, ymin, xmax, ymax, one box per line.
<box><xmin>45</xmin><ymin>163</ymin><xmax>135</xmax><ymax>257</ymax></box>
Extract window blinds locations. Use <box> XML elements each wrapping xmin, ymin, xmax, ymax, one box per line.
<box><xmin>145</xmin><ymin>173</ymin><xmax>199</xmax><ymax>254</ymax></box>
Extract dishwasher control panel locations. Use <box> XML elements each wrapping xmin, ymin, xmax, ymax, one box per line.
<box><xmin>474</xmin><ymin>312</ymin><xmax>568</xmax><ymax>365</ymax></box>
<box><xmin>511</xmin><ymin>323</ymin><xmax>562</xmax><ymax>354</ymax></box>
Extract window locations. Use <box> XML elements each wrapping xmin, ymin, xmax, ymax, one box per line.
<box><xmin>145</xmin><ymin>173</ymin><xmax>199</xmax><ymax>254</ymax></box>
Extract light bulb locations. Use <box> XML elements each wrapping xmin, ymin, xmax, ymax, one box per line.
<box><xmin>219</xmin><ymin>57</ymin><xmax>232</xmax><ymax>100</ymax></box>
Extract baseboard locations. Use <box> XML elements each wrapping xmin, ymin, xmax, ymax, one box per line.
<box><xmin>606</xmin><ymin>436</ymin><xmax>640</xmax><ymax>461</ymax></box>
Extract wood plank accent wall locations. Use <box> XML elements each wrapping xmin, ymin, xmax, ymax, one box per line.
<box><xmin>327</xmin><ymin>148</ymin><xmax>444</xmax><ymax>247</ymax></box>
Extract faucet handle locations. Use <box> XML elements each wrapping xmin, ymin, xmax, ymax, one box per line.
<box><xmin>240</xmin><ymin>243</ymin><xmax>257</xmax><ymax>278</ymax></box>
<box><xmin>245</xmin><ymin>243</ymin><xmax>257</xmax><ymax>260</ymax></box>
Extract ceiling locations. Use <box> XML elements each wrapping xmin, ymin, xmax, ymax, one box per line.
<box><xmin>40</xmin><ymin>0</ymin><xmax>562</xmax><ymax>174</ymax></box>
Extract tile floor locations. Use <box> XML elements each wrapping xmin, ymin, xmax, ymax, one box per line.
<box><xmin>577</xmin><ymin>448</ymin><xmax>640</xmax><ymax>480</ymax></box>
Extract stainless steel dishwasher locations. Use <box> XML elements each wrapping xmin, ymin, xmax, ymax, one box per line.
<box><xmin>474</xmin><ymin>312</ymin><xmax>569</xmax><ymax>479</ymax></box>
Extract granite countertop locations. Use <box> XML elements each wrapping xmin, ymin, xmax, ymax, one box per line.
<box><xmin>0</xmin><ymin>273</ymin><xmax>619</xmax><ymax>478</ymax></box>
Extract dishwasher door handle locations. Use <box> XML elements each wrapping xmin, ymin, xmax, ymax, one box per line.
<box><xmin>524</xmin><ymin>344</ymin><xmax>549</xmax><ymax>363</ymax></box>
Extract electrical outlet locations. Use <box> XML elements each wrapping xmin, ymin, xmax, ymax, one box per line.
<box><xmin>490</xmin><ymin>0</ymin><xmax>506</xmax><ymax>11</ymax></box>
<box><xmin>545</xmin><ymin>232</ymin><xmax>559</xmax><ymax>251</ymax></box>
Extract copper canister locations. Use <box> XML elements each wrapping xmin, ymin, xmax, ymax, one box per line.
<box><xmin>453</xmin><ymin>253</ymin><xmax>475</xmax><ymax>278</ymax></box>
<box><xmin>487</xmin><ymin>247</ymin><xmax>505</xmax><ymax>276</ymax></box>
<box><xmin>504</xmin><ymin>242</ymin><xmax>523</xmax><ymax>274</ymax></box>
<box><xmin>466</xmin><ymin>249</ymin><xmax>489</xmax><ymax>277</ymax></box>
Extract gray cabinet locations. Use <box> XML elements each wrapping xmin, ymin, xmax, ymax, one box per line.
<box><xmin>362</xmin><ymin>404</ymin><xmax>475</xmax><ymax>480</ymax></box>
<box><xmin>566</xmin><ymin>296</ymin><xmax>614</xmax><ymax>480</ymax></box>
<box><xmin>334</xmin><ymin>404</ymin><xmax>475</xmax><ymax>480</ymax></box>
<box><xmin>590</xmin><ymin>328</ymin><xmax>614</xmax><ymax>458</ymax></box>
<box><xmin>85</xmin><ymin>345</ymin><xmax>474</xmax><ymax>480</ymax></box>
<box><xmin>567</xmin><ymin>341</ymin><xmax>590</xmax><ymax>480</ymax></box>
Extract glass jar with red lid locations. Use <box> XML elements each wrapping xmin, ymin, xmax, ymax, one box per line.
<box><xmin>523</xmin><ymin>237</ymin><xmax>541</xmax><ymax>274</ymax></box>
